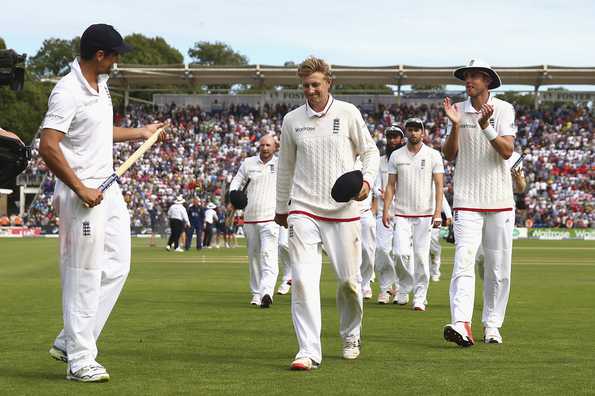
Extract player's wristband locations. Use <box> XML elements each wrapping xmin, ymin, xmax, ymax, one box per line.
<box><xmin>481</xmin><ymin>125</ymin><xmax>498</xmax><ymax>141</ymax></box>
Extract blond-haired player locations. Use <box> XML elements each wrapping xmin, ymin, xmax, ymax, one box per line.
<box><xmin>275</xmin><ymin>56</ymin><xmax>379</xmax><ymax>370</ymax></box>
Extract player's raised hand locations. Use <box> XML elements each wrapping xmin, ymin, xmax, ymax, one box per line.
<box><xmin>478</xmin><ymin>104</ymin><xmax>494</xmax><ymax>129</ymax></box>
<box><xmin>443</xmin><ymin>97</ymin><xmax>461</xmax><ymax>125</ymax></box>
<box><xmin>78</xmin><ymin>186</ymin><xmax>103</xmax><ymax>208</ymax></box>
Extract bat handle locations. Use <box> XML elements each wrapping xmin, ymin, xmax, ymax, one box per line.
<box><xmin>83</xmin><ymin>173</ymin><xmax>119</xmax><ymax>208</ymax></box>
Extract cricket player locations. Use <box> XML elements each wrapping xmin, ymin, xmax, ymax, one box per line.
<box><xmin>373</xmin><ymin>125</ymin><xmax>404</xmax><ymax>304</ymax></box>
<box><xmin>383</xmin><ymin>118</ymin><xmax>444</xmax><ymax>311</ymax></box>
<box><xmin>358</xmin><ymin>160</ymin><xmax>376</xmax><ymax>300</ymax></box>
<box><xmin>40</xmin><ymin>24</ymin><xmax>165</xmax><ymax>382</ymax></box>
<box><xmin>429</xmin><ymin>196</ymin><xmax>453</xmax><ymax>282</ymax></box>
<box><xmin>230</xmin><ymin>134</ymin><xmax>279</xmax><ymax>308</ymax></box>
<box><xmin>442</xmin><ymin>59</ymin><xmax>517</xmax><ymax>346</ymax></box>
<box><xmin>275</xmin><ymin>56</ymin><xmax>379</xmax><ymax>370</ymax></box>
<box><xmin>276</xmin><ymin>225</ymin><xmax>292</xmax><ymax>295</ymax></box>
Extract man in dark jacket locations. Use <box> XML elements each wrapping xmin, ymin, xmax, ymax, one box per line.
<box><xmin>185</xmin><ymin>197</ymin><xmax>205</xmax><ymax>250</ymax></box>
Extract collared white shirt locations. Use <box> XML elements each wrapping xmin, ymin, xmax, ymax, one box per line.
<box><xmin>204</xmin><ymin>208</ymin><xmax>218</xmax><ymax>224</ymax></box>
<box><xmin>305</xmin><ymin>95</ymin><xmax>335</xmax><ymax>118</ymax></box>
<box><xmin>41</xmin><ymin>58</ymin><xmax>114</xmax><ymax>183</ymax></box>
<box><xmin>388</xmin><ymin>143</ymin><xmax>444</xmax><ymax>216</ymax></box>
<box><xmin>448</xmin><ymin>94</ymin><xmax>517</xmax><ymax>210</ymax></box>
<box><xmin>229</xmin><ymin>154</ymin><xmax>278</xmax><ymax>222</ymax></box>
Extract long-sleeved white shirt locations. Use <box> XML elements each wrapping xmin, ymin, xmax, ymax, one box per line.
<box><xmin>229</xmin><ymin>155</ymin><xmax>277</xmax><ymax>222</ymax></box>
<box><xmin>276</xmin><ymin>96</ymin><xmax>380</xmax><ymax>220</ymax></box>
<box><xmin>168</xmin><ymin>203</ymin><xmax>190</xmax><ymax>225</ymax></box>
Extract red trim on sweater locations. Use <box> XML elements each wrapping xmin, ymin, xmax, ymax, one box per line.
<box><xmin>454</xmin><ymin>207</ymin><xmax>513</xmax><ymax>212</ymax></box>
<box><xmin>243</xmin><ymin>219</ymin><xmax>275</xmax><ymax>224</ymax></box>
<box><xmin>288</xmin><ymin>210</ymin><xmax>360</xmax><ymax>222</ymax></box>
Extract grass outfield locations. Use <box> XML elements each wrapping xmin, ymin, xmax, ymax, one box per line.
<box><xmin>1</xmin><ymin>238</ymin><xmax>594</xmax><ymax>395</ymax></box>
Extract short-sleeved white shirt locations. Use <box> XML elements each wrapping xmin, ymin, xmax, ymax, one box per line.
<box><xmin>41</xmin><ymin>58</ymin><xmax>114</xmax><ymax>182</ymax></box>
<box><xmin>388</xmin><ymin>143</ymin><xmax>444</xmax><ymax>216</ymax></box>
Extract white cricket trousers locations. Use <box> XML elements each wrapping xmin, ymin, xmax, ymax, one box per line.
<box><xmin>278</xmin><ymin>226</ymin><xmax>292</xmax><ymax>283</ymax></box>
<box><xmin>449</xmin><ymin>210</ymin><xmax>514</xmax><ymax>328</ymax></box>
<box><xmin>288</xmin><ymin>213</ymin><xmax>362</xmax><ymax>364</ymax></box>
<box><xmin>244</xmin><ymin>221</ymin><xmax>280</xmax><ymax>298</ymax></box>
<box><xmin>393</xmin><ymin>216</ymin><xmax>432</xmax><ymax>306</ymax></box>
<box><xmin>430</xmin><ymin>228</ymin><xmax>442</xmax><ymax>278</ymax></box>
<box><xmin>374</xmin><ymin>216</ymin><xmax>397</xmax><ymax>293</ymax></box>
<box><xmin>52</xmin><ymin>181</ymin><xmax>130</xmax><ymax>373</ymax></box>
<box><xmin>360</xmin><ymin>210</ymin><xmax>376</xmax><ymax>292</ymax></box>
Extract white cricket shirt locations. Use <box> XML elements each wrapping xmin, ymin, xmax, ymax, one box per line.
<box><xmin>276</xmin><ymin>96</ymin><xmax>380</xmax><ymax>221</ymax></box>
<box><xmin>373</xmin><ymin>155</ymin><xmax>397</xmax><ymax>217</ymax></box>
<box><xmin>41</xmin><ymin>59</ymin><xmax>114</xmax><ymax>182</ymax></box>
<box><xmin>448</xmin><ymin>94</ymin><xmax>517</xmax><ymax>211</ymax></box>
<box><xmin>168</xmin><ymin>203</ymin><xmax>189</xmax><ymax>225</ymax></box>
<box><xmin>230</xmin><ymin>155</ymin><xmax>278</xmax><ymax>222</ymax></box>
<box><xmin>388</xmin><ymin>143</ymin><xmax>444</xmax><ymax>217</ymax></box>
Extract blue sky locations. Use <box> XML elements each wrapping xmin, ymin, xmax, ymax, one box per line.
<box><xmin>2</xmin><ymin>0</ymin><xmax>594</xmax><ymax>89</ymax></box>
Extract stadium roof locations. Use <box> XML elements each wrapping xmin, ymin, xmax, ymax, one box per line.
<box><xmin>108</xmin><ymin>64</ymin><xmax>595</xmax><ymax>89</ymax></box>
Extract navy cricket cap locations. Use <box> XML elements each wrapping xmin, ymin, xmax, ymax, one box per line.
<box><xmin>229</xmin><ymin>190</ymin><xmax>248</xmax><ymax>210</ymax></box>
<box><xmin>331</xmin><ymin>170</ymin><xmax>363</xmax><ymax>203</ymax></box>
<box><xmin>81</xmin><ymin>24</ymin><xmax>133</xmax><ymax>55</ymax></box>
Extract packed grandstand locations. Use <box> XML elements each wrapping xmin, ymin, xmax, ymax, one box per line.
<box><xmin>16</xmin><ymin>98</ymin><xmax>592</xmax><ymax>235</ymax></box>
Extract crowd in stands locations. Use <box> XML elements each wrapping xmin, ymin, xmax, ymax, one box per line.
<box><xmin>22</xmin><ymin>99</ymin><xmax>593</xmax><ymax>233</ymax></box>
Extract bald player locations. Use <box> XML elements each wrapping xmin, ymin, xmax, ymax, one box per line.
<box><xmin>442</xmin><ymin>59</ymin><xmax>517</xmax><ymax>346</ymax></box>
<box><xmin>230</xmin><ymin>134</ymin><xmax>280</xmax><ymax>308</ymax></box>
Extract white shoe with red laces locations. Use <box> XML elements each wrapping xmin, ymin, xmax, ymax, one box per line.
<box><xmin>290</xmin><ymin>357</ymin><xmax>320</xmax><ymax>371</ymax></box>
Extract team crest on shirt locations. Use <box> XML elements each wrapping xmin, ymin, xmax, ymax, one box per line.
<box><xmin>288</xmin><ymin>225</ymin><xmax>294</xmax><ymax>238</ymax></box>
<box><xmin>333</xmin><ymin>118</ymin><xmax>340</xmax><ymax>134</ymax></box>
<box><xmin>420</xmin><ymin>159</ymin><xmax>426</xmax><ymax>169</ymax></box>
<box><xmin>489</xmin><ymin>118</ymin><xmax>495</xmax><ymax>127</ymax></box>
<box><xmin>269</xmin><ymin>163</ymin><xmax>275</xmax><ymax>173</ymax></box>
<box><xmin>82</xmin><ymin>221</ymin><xmax>91</xmax><ymax>237</ymax></box>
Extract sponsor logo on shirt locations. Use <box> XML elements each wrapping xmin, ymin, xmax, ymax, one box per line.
<box><xmin>295</xmin><ymin>126</ymin><xmax>315</xmax><ymax>133</ymax></box>
<box><xmin>459</xmin><ymin>123</ymin><xmax>476</xmax><ymax>129</ymax></box>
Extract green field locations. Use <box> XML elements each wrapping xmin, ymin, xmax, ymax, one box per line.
<box><xmin>1</xmin><ymin>238</ymin><xmax>594</xmax><ymax>395</ymax></box>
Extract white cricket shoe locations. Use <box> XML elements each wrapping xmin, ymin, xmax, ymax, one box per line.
<box><xmin>49</xmin><ymin>345</ymin><xmax>67</xmax><ymax>363</ymax></box>
<box><xmin>393</xmin><ymin>293</ymin><xmax>409</xmax><ymax>305</ymax></box>
<box><xmin>165</xmin><ymin>245</ymin><xmax>171</xmax><ymax>251</ymax></box>
<box><xmin>431</xmin><ymin>275</ymin><xmax>440</xmax><ymax>282</ymax></box>
<box><xmin>377</xmin><ymin>291</ymin><xmax>391</xmax><ymax>304</ymax></box>
<box><xmin>250</xmin><ymin>295</ymin><xmax>261</xmax><ymax>306</ymax></box>
<box><xmin>175</xmin><ymin>247</ymin><xmax>184</xmax><ymax>252</ymax></box>
<box><xmin>290</xmin><ymin>357</ymin><xmax>320</xmax><ymax>371</ymax></box>
<box><xmin>413</xmin><ymin>303</ymin><xmax>426</xmax><ymax>311</ymax></box>
<box><xmin>66</xmin><ymin>364</ymin><xmax>110</xmax><ymax>382</ymax></box>
<box><xmin>443</xmin><ymin>322</ymin><xmax>475</xmax><ymax>347</ymax></box>
<box><xmin>484</xmin><ymin>327</ymin><xmax>503</xmax><ymax>344</ymax></box>
<box><xmin>342</xmin><ymin>338</ymin><xmax>361</xmax><ymax>360</ymax></box>
<box><xmin>277</xmin><ymin>281</ymin><xmax>291</xmax><ymax>295</ymax></box>
<box><xmin>362</xmin><ymin>288</ymin><xmax>373</xmax><ymax>300</ymax></box>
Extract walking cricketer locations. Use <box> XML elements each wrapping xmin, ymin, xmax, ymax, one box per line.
<box><xmin>382</xmin><ymin>118</ymin><xmax>444</xmax><ymax>311</ymax></box>
<box><xmin>442</xmin><ymin>59</ymin><xmax>517</xmax><ymax>346</ymax></box>
<box><xmin>275</xmin><ymin>56</ymin><xmax>379</xmax><ymax>370</ymax></box>
<box><xmin>40</xmin><ymin>24</ymin><xmax>165</xmax><ymax>382</ymax></box>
